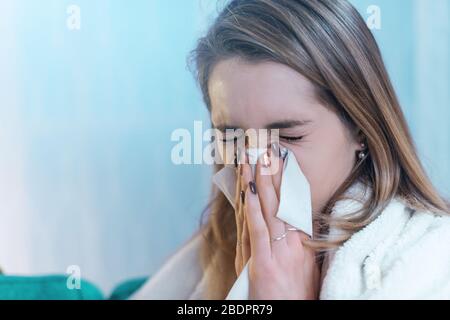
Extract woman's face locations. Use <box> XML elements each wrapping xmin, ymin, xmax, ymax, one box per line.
<box><xmin>209</xmin><ymin>58</ymin><xmax>362</xmax><ymax>213</ymax></box>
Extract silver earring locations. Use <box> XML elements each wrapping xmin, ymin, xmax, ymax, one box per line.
<box><xmin>358</xmin><ymin>142</ymin><xmax>367</xmax><ymax>160</ymax></box>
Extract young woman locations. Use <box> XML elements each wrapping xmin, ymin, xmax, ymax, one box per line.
<box><xmin>133</xmin><ymin>0</ymin><xmax>450</xmax><ymax>300</ymax></box>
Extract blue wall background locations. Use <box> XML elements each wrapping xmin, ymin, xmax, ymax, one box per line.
<box><xmin>0</xmin><ymin>0</ymin><xmax>448</xmax><ymax>294</ymax></box>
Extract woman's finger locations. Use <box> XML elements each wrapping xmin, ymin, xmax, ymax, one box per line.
<box><xmin>286</xmin><ymin>227</ymin><xmax>311</xmax><ymax>250</ymax></box>
<box><xmin>234</xmin><ymin>159</ymin><xmax>243</xmax><ymax>275</ymax></box>
<box><xmin>241</xmin><ymin>214</ymin><xmax>251</xmax><ymax>264</ymax></box>
<box><xmin>242</xmin><ymin>149</ymin><xmax>270</xmax><ymax>260</ymax></box>
<box><xmin>270</xmin><ymin>143</ymin><xmax>284</xmax><ymax>200</ymax></box>
<box><xmin>239</xmin><ymin>150</ymin><xmax>252</xmax><ymax>266</ymax></box>
<box><xmin>239</xmin><ymin>148</ymin><xmax>250</xmax><ymax>200</ymax></box>
<box><xmin>255</xmin><ymin>150</ymin><xmax>288</xmax><ymax>249</ymax></box>
<box><xmin>241</xmin><ymin>163</ymin><xmax>271</xmax><ymax>260</ymax></box>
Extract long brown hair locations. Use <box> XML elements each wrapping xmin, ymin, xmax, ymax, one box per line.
<box><xmin>189</xmin><ymin>0</ymin><xmax>450</xmax><ymax>299</ymax></box>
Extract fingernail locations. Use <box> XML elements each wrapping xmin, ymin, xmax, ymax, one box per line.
<box><xmin>249</xmin><ymin>181</ymin><xmax>257</xmax><ymax>194</ymax></box>
<box><xmin>240</xmin><ymin>190</ymin><xmax>245</xmax><ymax>204</ymax></box>
<box><xmin>271</xmin><ymin>142</ymin><xmax>280</xmax><ymax>158</ymax></box>
<box><xmin>262</xmin><ymin>151</ymin><xmax>271</xmax><ymax>168</ymax></box>
<box><xmin>277</xmin><ymin>145</ymin><xmax>288</xmax><ymax>160</ymax></box>
<box><xmin>281</xmin><ymin>148</ymin><xmax>288</xmax><ymax>160</ymax></box>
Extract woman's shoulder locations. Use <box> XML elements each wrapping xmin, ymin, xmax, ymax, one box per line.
<box><xmin>389</xmin><ymin>200</ymin><xmax>450</xmax><ymax>259</ymax></box>
<box><xmin>399</xmin><ymin>202</ymin><xmax>450</xmax><ymax>250</ymax></box>
<box><xmin>130</xmin><ymin>231</ymin><xmax>204</xmax><ymax>300</ymax></box>
<box><xmin>365</xmin><ymin>206</ymin><xmax>450</xmax><ymax>299</ymax></box>
<box><xmin>321</xmin><ymin>197</ymin><xmax>450</xmax><ymax>299</ymax></box>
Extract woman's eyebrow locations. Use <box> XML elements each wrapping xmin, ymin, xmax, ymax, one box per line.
<box><xmin>265</xmin><ymin>120</ymin><xmax>312</xmax><ymax>129</ymax></box>
<box><xmin>213</xmin><ymin>120</ymin><xmax>312</xmax><ymax>131</ymax></box>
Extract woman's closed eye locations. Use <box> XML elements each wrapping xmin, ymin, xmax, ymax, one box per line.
<box><xmin>220</xmin><ymin>134</ymin><xmax>305</xmax><ymax>143</ymax></box>
<box><xmin>280</xmin><ymin>135</ymin><xmax>304</xmax><ymax>142</ymax></box>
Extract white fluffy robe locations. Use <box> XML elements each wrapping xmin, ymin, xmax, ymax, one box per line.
<box><xmin>320</xmin><ymin>183</ymin><xmax>450</xmax><ymax>300</ymax></box>
<box><xmin>132</xmin><ymin>182</ymin><xmax>450</xmax><ymax>300</ymax></box>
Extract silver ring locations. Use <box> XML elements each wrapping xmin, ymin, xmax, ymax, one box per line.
<box><xmin>286</xmin><ymin>227</ymin><xmax>299</xmax><ymax>232</ymax></box>
<box><xmin>271</xmin><ymin>231</ymin><xmax>288</xmax><ymax>242</ymax></box>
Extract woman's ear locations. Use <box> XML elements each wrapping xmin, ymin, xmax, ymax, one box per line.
<box><xmin>353</xmin><ymin>128</ymin><xmax>367</xmax><ymax>151</ymax></box>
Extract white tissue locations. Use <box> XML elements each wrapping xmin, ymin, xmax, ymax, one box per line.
<box><xmin>211</xmin><ymin>146</ymin><xmax>313</xmax><ymax>300</ymax></box>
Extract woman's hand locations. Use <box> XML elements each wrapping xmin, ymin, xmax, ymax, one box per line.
<box><xmin>234</xmin><ymin>146</ymin><xmax>320</xmax><ymax>300</ymax></box>
<box><xmin>234</xmin><ymin>149</ymin><xmax>251</xmax><ymax>276</ymax></box>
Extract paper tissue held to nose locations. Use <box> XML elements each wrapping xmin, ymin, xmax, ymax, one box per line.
<box><xmin>211</xmin><ymin>144</ymin><xmax>313</xmax><ymax>299</ymax></box>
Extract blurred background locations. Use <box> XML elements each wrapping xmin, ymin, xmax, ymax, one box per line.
<box><xmin>0</xmin><ymin>0</ymin><xmax>448</xmax><ymax>294</ymax></box>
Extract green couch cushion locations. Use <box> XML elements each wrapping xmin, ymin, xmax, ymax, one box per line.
<box><xmin>109</xmin><ymin>277</ymin><xmax>148</xmax><ymax>300</ymax></box>
<box><xmin>0</xmin><ymin>275</ymin><xmax>104</xmax><ymax>300</ymax></box>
